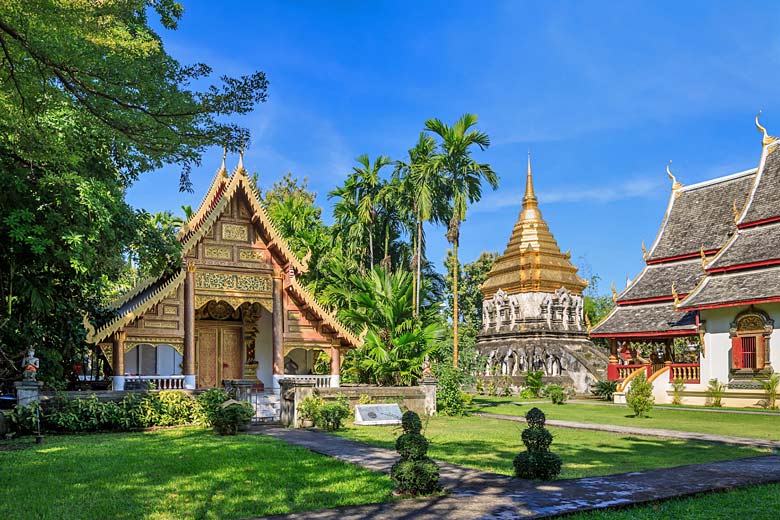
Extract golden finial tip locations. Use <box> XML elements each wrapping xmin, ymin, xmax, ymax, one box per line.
<box><xmin>756</xmin><ymin>110</ymin><xmax>776</xmax><ymax>145</ymax></box>
<box><xmin>666</xmin><ymin>160</ymin><xmax>682</xmax><ymax>190</ymax></box>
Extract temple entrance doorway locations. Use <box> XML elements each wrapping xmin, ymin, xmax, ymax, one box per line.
<box><xmin>196</xmin><ymin>324</ymin><xmax>243</xmax><ymax>388</ymax></box>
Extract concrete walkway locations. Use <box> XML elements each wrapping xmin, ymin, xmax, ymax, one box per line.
<box><xmin>476</xmin><ymin>412</ymin><xmax>780</xmax><ymax>449</ymax></box>
<box><xmin>248</xmin><ymin>426</ymin><xmax>780</xmax><ymax>520</ymax></box>
<box><xmin>490</xmin><ymin>399</ymin><xmax>780</xmax><ymax>416</ymax></box>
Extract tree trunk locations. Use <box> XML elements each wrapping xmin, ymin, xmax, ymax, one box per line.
<box><xmin>453</xmin><ymin>239</ymin><xmax>459</xmax><ymax>368</ymax></box>
<box><xmin>412</xmin><ymin>230</ymin><xmax>417</xmax><ymax>315</ymax></box>
<box><xmin>416</xmin><ymin>219</ymin><xmax>422</xmax><ymax>317</ymax></box>
<box><xmin>368</xmin><ymin>232</ymin><xmax>374</xmax><ymax>268</ymax></box>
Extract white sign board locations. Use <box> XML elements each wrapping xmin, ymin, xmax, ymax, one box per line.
<box><xmin>354</xmin><ymin>404</ymin><xmax>403</xmax><ymax>426</ymax></box>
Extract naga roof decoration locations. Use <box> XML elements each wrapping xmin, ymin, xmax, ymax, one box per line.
<box><xmin>591</xmin><ymin>164</ymin><xmax>756</xmax><ymax>338</ymax></box>
<box><xmin>86</xmin><ymin>157</ymin><xmax>360</xmax><ymax>347</ymax></box>
<box><xmin>481</xmin><ymin>152</ymin><xmax>587</xmax><ymax>299</ymax></box>
<box><xmin>681</xmin><ymin>115</ymin><xmax>780</xmax><ymax>310</ymax></box>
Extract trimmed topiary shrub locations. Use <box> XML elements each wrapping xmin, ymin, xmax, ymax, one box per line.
<box><xmin>626</xmin><ymin>372</ymin><xmax>654</xmax><ymax>418</ymax></box>
<box><xmin>513</xmin><ymin>407</ymin><xmax>562</xmax><ymax>480</ymax></box>
<box><xmin>390</xmin><ymin>411</ymin><xmax>441</xmax><ymax>495</ymax></box>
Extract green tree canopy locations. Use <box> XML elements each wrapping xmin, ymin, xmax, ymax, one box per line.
<box><xmin>0</xmin><ymin>1</ymin><xmax>268</xmax><ymax>386</ymax></box>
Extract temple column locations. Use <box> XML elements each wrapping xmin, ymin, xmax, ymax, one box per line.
<box><xmin>272</xmin><ymin>268</ymin><xmax>284</xmax><ymax>390</ymax></box>
<box><xmin>329</xmin><ymin>344</ymin><xmax>341</xmax><ymax>388</ymax></box>
<box><xmin>112</xmin><ymin>331</ymin><xmax>126</xmax><ymax>391</ymax></box>
<box><xmin>607</xmin><ymin>338</ymin><xmax>619</xmax><ymax>381</ymax></box>
<box><xmin>183</xmin><ymin>262</ymin><xmax>196</xmax><ymax>389</ymax></box>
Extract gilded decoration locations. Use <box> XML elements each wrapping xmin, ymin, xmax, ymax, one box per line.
<box><xmin>196</xmin><ymin>300</ymin><xmax>241</xmax><ymax>320</ymax></box>
<box><xmin>738</xmin><ymin>315</ymin><xmax>764</xmax><ymax>332</ymax></box>
<box><xmin>239</xmin><ymin>248</ymin><xmax>267</xmax><ymax>262</ymax></box>
<box><xmin>222</xmin><ymin>223</ymin><xmax>248</xmax><ymax>242</ymax></box>
<box><xmin>145</xmin><ymin>320</ymin><xmax>178</xmax><ymax>329</ymax></box>
<box><xmin>205</xmin><ymin>246</ymin><xmax>232</xmax><ymax>260</ymax></box>
<box><xmin>163</xmin><ymin>305</ymin><xmax>178</xmax><ymax>316</ymax></box>
<box><xmin>195</xmin><ymin>294</ymin><xmax>272</xmax><ymax>313</ymax></box>
<box><xmin>195</xmin><ymin>271</ymin><xmax>272</xmax><ymax>292</ymax></box>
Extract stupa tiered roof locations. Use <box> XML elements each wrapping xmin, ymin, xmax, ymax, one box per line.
<box><xmin>481</xmin><ymin>154</ymin><xmax>587</xmax><ymax>299</ymax></box>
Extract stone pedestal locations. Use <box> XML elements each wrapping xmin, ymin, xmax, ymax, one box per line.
<box><xmin>14</xmin><ymin>380</ymin><xmax>43</xmax><ymax>407</ymax></box>
<box><xmin>279</xmin><ymin>378</ymin><xmax>315</xmax><ymax>428</ymax></box>
<box><xmin>223</xmin><ymin>379</ymin><xmax>255</xmax><ymax>401</ymax></box>
<box><xmin>421</xmin><ymin>377</ymin><xmax>437</xmax><ymax>416</ymax></box>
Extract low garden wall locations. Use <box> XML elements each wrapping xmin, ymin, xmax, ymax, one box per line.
<box><xmin>317</xmin><ymin>385</ymin><xmax>429</xmax><ymax>416</ymax></box>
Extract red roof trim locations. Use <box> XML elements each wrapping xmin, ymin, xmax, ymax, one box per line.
<box><xmin>707</xmin><ymin>258</ymin><xmax>780</xmax><ymax>273</ymax></box>
<box><xmin>646</xmin><ymin>250</ymin><xmax>719</xmax><ymax>265</ymax></box>
<box><xmin>738</xmin><ymin>216</ymin><xmax>780</xmax><ymax>229</ymax></box>
<box><xmin>590</xmin><ymin>329</ymin><xmax>697</xmax><ymax>339</ymax></box>
<box><xmin>682</xmin><ymin>295</ymin><xmax>780</xmax><ymax>311</ymax></box>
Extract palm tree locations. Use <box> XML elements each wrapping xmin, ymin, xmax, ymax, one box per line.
<box><xmin>425</xmin><ymin>114</ymin><xmax>498</xmax><ymax>367</ymax></box>
<box><xmin>394</xmin><ymin>133</ymin><xmax>442</xmax><ymax>316</ymax></box>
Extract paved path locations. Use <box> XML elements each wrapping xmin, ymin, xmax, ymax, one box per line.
<box><xmin>488</xmin><ymin>399</ymin><xmax>780</xmax><ymax>416</ymax></box>
<box><xmin>475</xmin><ymin>412</ymin><xmax>780</xmax><ymax>449</ymax></box>
<box><xmin>248</xmin><ymin>426</ymin><xmax>780</xmax><ymax>520</ymax></box>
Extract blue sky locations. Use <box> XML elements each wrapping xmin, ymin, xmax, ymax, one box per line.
<box><xmin>128</xmin><ymin>1</ymin><xmax>780</xmax><ymax>295</ymax></box>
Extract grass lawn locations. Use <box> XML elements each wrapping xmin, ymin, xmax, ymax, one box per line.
<box><xmin>470</xmin><ymin>396</ymin><xmax>780</xmax><ymax>441</ymax></box>
<box><xmin>0</xmin><ymin>428</ymin><xmax>394</xmax><ymax>520</ymax></box>
<box><xmin>335</xmin><ymin>415</ymin><xmax>766</xmax><ymax>479</ymax></box>
<box><xmin>568</xmin><ymin>483</ymin><xmax>780</xmax><ymax>519</ymax></box>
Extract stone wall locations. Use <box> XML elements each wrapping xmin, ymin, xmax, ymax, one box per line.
<box><xmin>317</xmin><ymin>385</ymin><xmax>429</xmax><ymax>416</ymax></box>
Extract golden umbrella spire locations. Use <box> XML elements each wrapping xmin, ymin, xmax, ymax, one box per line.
<box><xmin>520</xmin><ymin>150</ymin><xmax>543</xmax><ymax>223</ymax></box>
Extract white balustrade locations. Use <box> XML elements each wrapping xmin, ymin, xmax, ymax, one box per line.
<box><xmin>124</xmin><ymin>375</ymin><xmax>185</xmax><ymax>390</ymax></box>
<box><xmin>282</xmin><ymin>374</ymin><xmax>334</xmax><ymax>388</ymax></box>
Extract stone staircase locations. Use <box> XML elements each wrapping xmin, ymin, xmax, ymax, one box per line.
<box><xmin>248</xmin><ymin>390</ymin><xmax>281</xmax><ymax>423</ymax></box>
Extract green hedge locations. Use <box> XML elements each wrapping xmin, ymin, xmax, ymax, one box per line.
<box><xmin>7</xmin><ymin>390</ymin><xmax>236</xmax><ymax>435</ymax></box>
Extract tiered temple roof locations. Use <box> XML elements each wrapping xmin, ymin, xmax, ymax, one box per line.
<box><xmin>591</xmin><ymin>165</ymin><xmax>756</xmax><ymax>339</ymax></box>
<box><xmin>87</xmin><ymin>156</ymin><xmax>360</xmax><ymax>348</ymax></box>
<box><xmin>681</xmin><ymin>120</ymin><xmax>780</xmax><ymax>310</ymax></box>
<box><xmin>481</xmin><ymin>153</ymin><xmax>587</xmax><ymax>299</ymax></box>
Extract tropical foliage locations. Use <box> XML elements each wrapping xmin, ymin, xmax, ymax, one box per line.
<box><xmin>0</xmin><ymin>1</ymin><xmax>268</xmax><ymax>386</ymax></box>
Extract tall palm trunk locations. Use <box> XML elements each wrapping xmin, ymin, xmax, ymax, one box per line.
<box><xmin>452</xmin><ymin>239</ymin><xmax>459</xmax><ymax>368</ymax></box>
<box><xmin>368</xmin><ymin>232</ymin><xmax>374</xmax><ymax>268</ymax></box>
<box><xmin>411</xmin><ymin>230</ymin><xmax>417</xmax><ymax>314</ymax></box>
<box><xmin>416</xmin><ymin>219</ymin><xmax>422</xmax><ymax>317</ymax></box>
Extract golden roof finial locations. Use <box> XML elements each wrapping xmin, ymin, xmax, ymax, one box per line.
<box><xmin>666</xmin><ymin>160</ymin><xmax>683</xmax><ymax>191</ymax></box>
<box><xmin>732</xmin><ymin>200</ymin><xmax>740</xmax><ymax>224</ymax></box>
<box><xmin>641</xmin><ymin>241</ymin><xmax>648</xmax><ymax>260</ymax></box>
<box><xmin>611</xmin><ymin>281</ymin><xmax>618</xmax><ymax>303</ymax></box>
<box><xmin>671</xmin><ymin>281</ymin><xmax>680</xmax><ymax>307</ymax></box>
<box><xmin>756</xmin><ymin>110</ymin><xmax>776</xmax><ymax>146</ymax></box>
<box><xmin>524</xmin><ymin>150</ymin><xmax>536</xmax><ymax>202</ymax></box>
<box><xmin>700</xmin><ymin>246</ymin><xmax>708</xmax><ymax>269</ymax></box>
<box><xmin>220</xmin><ymin>146</ymin><xmax>228</xmax><ymax>177</ymax></box>
<box><xmin>237</xmin><ymin>132</ymin><xmax>246</xmax><ymax>172</ymax></box>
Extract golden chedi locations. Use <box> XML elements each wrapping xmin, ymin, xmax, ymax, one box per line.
<box><xmin>476</xmin><ymin>153</ymin><xmax>606</xmax><ymax>393</ymax></box>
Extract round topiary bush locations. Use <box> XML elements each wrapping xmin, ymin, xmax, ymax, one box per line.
<box><xmin>390</xmin><ymin>411</ymin><xmax>441</xmax><ymax>495</ymax></box>
<box><xmin>513</xmin><ymin>407</ymin><xmax>562</xmax><ymax>480</ymax></box>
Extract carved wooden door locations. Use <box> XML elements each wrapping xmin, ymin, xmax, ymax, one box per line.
<box><xmin>197</xmin><ymin>327</ymin><xmax>219</xmax><ymax>388</ymax></box>
<box><xmin>220</xmin><ymin>326</ymin><xmax>243</xmax><ymax>381</ymax></box>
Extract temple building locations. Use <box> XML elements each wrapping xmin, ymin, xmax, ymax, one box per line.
<box><xmin>592</xmin><ymin>115</ymin><xmax>780</xmax><ymax>407</ymax></box>
<box><xmin>84</xmin><ymin>155</ymin><xmax>360</xmax><ymax>393</ymax></box>
<box><xmin>476</xmin><ymin>154</ymin><xmax>608</xmax><ymax>393</ymax></box>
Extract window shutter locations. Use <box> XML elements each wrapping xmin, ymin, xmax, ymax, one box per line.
<box><xmin>757</xmin><ymin>335</ymin><xmax>766</xmax><ymax>369</ymax></box>
<box><xmin>731</xmin><ymin>336</ymin><xmax>742</xmax><ymax>370</ymax></box>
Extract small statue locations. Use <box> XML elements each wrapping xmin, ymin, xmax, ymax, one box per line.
<box><xmin>422</xmin><ymin>356</ymin><xmax>433</xmax><ymax>379</ymax></box>
<box><xmin>22</xmin><ymin>348</ymin><xmax>39</xmax><ymax>381</ymax></box>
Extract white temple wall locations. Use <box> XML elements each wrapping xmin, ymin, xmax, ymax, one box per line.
<box><xmin>699</xmin><ymin>303</ymin><xmax>780</xmax><ymax>383</ymax></box>
<box><xmin>254</xmin><ymin>310</ymin><xmax>274</xmax><ymax>387</ymax></box>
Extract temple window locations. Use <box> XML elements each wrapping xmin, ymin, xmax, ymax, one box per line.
<box><xmin>730</xmin><ymin>310</ymin><xmax>772</xmax><ymax>372</ymax></box>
